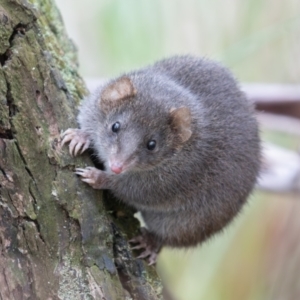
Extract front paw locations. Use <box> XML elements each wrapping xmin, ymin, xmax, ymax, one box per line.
<box><xmin>61</xmin><ymin>128</ymin><xmax>90</xmax><ymax>156</ymax></box>
<box><xmin>75</xmin><ymin>167</ymin><xmax>105</xmax><ymax>189</ymax></box>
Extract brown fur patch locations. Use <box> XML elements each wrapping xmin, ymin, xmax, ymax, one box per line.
<box><xmin>100</xmin><ymin>77</ymin><xmax>136</xmax><ymax>112</ymax></box>
<box><xmin>170</xmin><ymin>107</ymin><xmax>192</xmax><ymax>143</ymax></box>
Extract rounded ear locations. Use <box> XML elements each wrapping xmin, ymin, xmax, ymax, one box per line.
<box><xmin>169</xmin><ymin>107</ymin><xmax>192</xmax><ymax>143</ymax></box>
<box><xmin>100</xmin><ymin>77</ymin><xmax>136</xmax><ymax>112</ymax></box>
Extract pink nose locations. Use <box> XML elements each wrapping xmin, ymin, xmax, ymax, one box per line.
<box><xmin>111</xmin><ymin>164</ymin><xmax>123</xmax><ymax>174</ymax></box>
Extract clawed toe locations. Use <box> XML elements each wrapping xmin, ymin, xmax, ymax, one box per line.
<box><xmin>129</xmin><ymin>235</ymin><xmax>144</xmax><ymax>244</ymax></box>
<box><xmin>61</xmin><ymin>128</ymin><xmax>90</xmax><ymax>156</ymax></box>
<box><xmin>148</xmin><ymin>252</ymin><xmax>158</xmax><ymax>266</ymax></box>
<box><xmin>75</xmin><ymin>168</ymin><xmax>85</xmax><ymax>174</ymax></box>
<box><xmin>129</xmin><ymin>230</ymin><xmax>162</xmax><ymax>266</ymax></box>
<box><xmin>74</xmin><ymin>166</ymin><xmax>105</xmax><ymax>189</ymax></box>
<box><xmin>130</xmin><ymin>243</ymin><xmax>146</xmax><ymax>250</ymax></box>
<box><xmin>136</xmin><ymin>249</ymin><xmax>152</xmax><ymax>259</ymax></box>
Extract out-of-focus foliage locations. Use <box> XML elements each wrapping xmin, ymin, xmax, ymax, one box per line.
<box><xmin>57</xmin><ymin>1</ymin><xmax>300</xmax><ymax>299</ymax></box>
<box><xmin>57</xmin><ymin>0</ymin><xmax>299</xmax><ymax>82</ymax></box>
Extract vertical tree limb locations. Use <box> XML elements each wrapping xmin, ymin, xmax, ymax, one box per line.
<box><xmin>0</xmin><ymin>0</ymin><xmax>162</xmax><ymax>299</ymax></box>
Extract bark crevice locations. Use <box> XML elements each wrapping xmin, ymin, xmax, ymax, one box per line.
<box><xmin>0</xmin><ymin>22</ymin><xmax>30</xmax><ymax>67</ymax></box>
<box><xmin>112</xmin><ymin>222</ymin><xmax>135</xmax><ymax>298</ymax></box>
<box><xmin>6</xmin><ymin>82</ymin><xmax>18</xmax><ymax>118</ymax></box>
<box><xmin>0</xmin><ymin>129</ymin><xmax>13</xmax><ymax>140</ymax></box>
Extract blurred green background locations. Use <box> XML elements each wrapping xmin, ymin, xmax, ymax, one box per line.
<box><xmin>56</xmin><ymin>1</ymin><xmax>300</xmax><ymax>299</ymax></box>
<box><xmin>57</xmin><ymin>0</ymin><xmax>299</xmax><ymax>82</ymax></box>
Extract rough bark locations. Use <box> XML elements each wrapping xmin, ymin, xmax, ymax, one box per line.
<box><xmin>0</xmin><ymin>0</ymin><xmax>162</xmax><ymax>299</ymax></box>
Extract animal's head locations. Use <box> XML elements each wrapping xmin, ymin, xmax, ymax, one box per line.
<box><xmin>96</xmin><ymin>76</ymin><xmax>192</xmax><ymax>174</ymax></box>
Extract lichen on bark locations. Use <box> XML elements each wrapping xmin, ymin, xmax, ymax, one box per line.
<box><xmin>0</xmin><ymin>0</ymin><xmax>162</xmax><ymax>299</ymax></box>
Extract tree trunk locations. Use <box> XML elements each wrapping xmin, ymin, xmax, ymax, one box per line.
<box><xmin>0</xmin><ymin>0</ymin><xmax>162</xmax><ymax>299</ymax></box>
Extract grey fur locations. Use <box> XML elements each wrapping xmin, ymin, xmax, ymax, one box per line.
<box><xmin>76</xmin><ymin>55</ymin><xmax>260</xmax><ymax>248</ymax></box>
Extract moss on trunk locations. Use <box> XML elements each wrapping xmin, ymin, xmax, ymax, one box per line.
<box><xmin>0</xmin><ymin>0</ymin><xmax>162</xmax><ymax>299</ymax></box>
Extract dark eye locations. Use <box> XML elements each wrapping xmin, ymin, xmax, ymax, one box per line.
<box><xmin>112</xmin><ymin>122</ymin><xmax>120</xmax><ymax>133</ymax></box>
<box><xmin>147</xmin><ymin>140</ymin><xmax>156</xmax><ymax>151</ymax></box>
